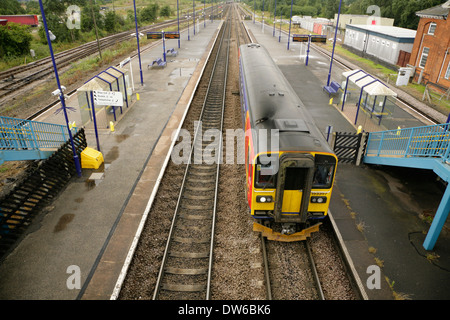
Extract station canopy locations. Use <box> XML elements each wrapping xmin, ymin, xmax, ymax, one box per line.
<box><xmin>343</xmin><ymin>69</ymin><xmax>397</xmax><ymax>97</ymax></box>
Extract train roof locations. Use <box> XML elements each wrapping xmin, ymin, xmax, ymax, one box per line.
<box><xmin>239</xmin><ymin>43</ymin><xmax>334</xmax><ymax>156</ymax></box>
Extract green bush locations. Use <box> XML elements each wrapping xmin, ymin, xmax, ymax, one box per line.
<box><xmin>0</xmin><ymin>23</ymin><xmax>33</xmax><ymax>58</ymax></box>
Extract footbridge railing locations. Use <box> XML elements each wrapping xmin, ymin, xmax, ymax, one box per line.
<box><xmin>365</xmin><ymin>123</ymin><xmax>450</xmax><ymax>162</ymax></box>
<box><xmin>0</xmin><ymin>116</ymin><xmax>73</xmax><ymax>165</ymax></box>
<box><xmin>363</xmin><ymin>123</ymin><xmax>450</xmax><ymax>251</ymax></box>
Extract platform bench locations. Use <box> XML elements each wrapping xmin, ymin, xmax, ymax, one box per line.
<box><xmin>166</xmin><ymin>48</ymin><xmax>178</xmax><ymax>57</ymax></box>
<box><xmin>148</xmin><ymin>58</ymin><xmax>166</xmax><ymax>69</ymax></box>
<box><xmin>323</xmin><ymin>80</ymin><xmax>341</xmax><ymax>96</ymax></box>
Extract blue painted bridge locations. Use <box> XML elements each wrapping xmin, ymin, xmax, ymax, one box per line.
<box><xmin>364</xmin><ymin>123</ymin><xmax>450</xmax><ymax>250</ymax></box>
<box><xmin>0</xmin><ymin>116</ymin><xmax>74</xmax><ymax>165</ymax></box>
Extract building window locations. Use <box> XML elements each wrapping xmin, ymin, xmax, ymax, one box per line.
<box><xmin>419</xmin><ymin>47</ymin><xmax>430</xmax><ymax>68</ymax></box>
<box><xmin>428</xmin><ymin>23</ymin><xmax>437</xmax><ymax>35</ymax></box>
<box><xmin>445</xmin><ymin>62</ymin><xmax>450</xmax><ymax>80</ymax></box>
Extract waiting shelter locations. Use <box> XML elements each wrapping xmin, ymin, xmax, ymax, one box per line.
<box><xmin>339</xmin><ymin>69</ymin><xmax>397</xmax><ymax>131</ymax></box>
<box><xmin>77</xmin><ymin>66</ymin><xmax>132</xmax><ymax>131</ymax></box>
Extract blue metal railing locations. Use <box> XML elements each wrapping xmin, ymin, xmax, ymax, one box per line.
<box><xmin>365</xmin><ymin>124</ymin><xmax>450</xmax><ymax>163</ymax></box>
<box><xmin>0</xmin><ymin>116</ymin><xmax>71</xmax><ymax>152</ymax></box>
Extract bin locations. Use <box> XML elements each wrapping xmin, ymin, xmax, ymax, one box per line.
<box><xmin>81</xmin><ymin>147</ymin><xmax>104</xmax><ymax>169</ymax></box>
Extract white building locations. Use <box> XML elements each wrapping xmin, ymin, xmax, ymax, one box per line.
<box><xmin>344</xmin><ymin>24</ymin><xmax>417</xmax><ymax>67</ymax></box>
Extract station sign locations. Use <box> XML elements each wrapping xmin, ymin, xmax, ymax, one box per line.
<box><xmin>164</xmin><ymin>32</ymin><xmax>180</xmax><ymax>39</ymax></box>
<box><xmin>147</xmin><ymin>32</ymin><xmax>180</xmax><ymax>40</ymax></box>
<box><xmin>147</xmin><ymin>32</ymin><xmax>163</xmax><ymax>39</ymax></box>
<box><xmin>310</xmin><ymin>35</ymin><xmax>327</xmax><ymax>43</ymax></box>
<box><xmin>293</xmin><ymin>34</ymin><xmax>327</xmax><ymax>43</ymax></box>
<box><xmin>292</xmin><ymin>34</ymin><xmax>309</xmax><ymax>42</ymax></box>
<box><xmin>93</xmin><ymin>90</ymin><xmax>123</xmax><ymax>106</ymax></box>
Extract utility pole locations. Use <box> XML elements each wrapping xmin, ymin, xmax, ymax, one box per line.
<box><xmin>90</xmin><ymin>0</ymin><xmax>102</xmax><ymax>60</ymax></box>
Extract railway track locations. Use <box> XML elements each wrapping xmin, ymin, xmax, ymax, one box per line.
<box><xmin>261</xmin><ymin>220</ymin><xmax>361</xmax><ymax>300</ymax></box>
<box><xmin>0</xmin><ymin>9</ymin><xmax>217</xmax><ymax>110</ymax></box>
<box><xmin>152</xmin><ymin>9</ymin><xmax>230</xmax><ymax>300</ymax></box>
<box><xmin>261</xmin><ymin>236</ymin><xmax>325</xmax><ymax>300</ymax></box>
<box><xmin>119</xmin><ymin>4</ymin><xmax>362</xmax><ymax>301</ymax></box>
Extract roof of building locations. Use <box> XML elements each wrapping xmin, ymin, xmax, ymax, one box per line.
<box><xmin>346</xmin><ymin>24</ymin><xmax>417</xmax><ymax>39</ymax></box>
<box><xmin>416</xmin><ymin>1</ymin><xmax>450</xmax><ymax>19</ymax></box>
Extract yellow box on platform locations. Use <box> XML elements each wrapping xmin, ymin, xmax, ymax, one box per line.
<box><xmin>81</xmin><ymin>147</ymin><xmax>104</xmax><ymax>169</ymax></box>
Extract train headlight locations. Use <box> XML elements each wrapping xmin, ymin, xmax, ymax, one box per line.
<box><xmin>257</xmin><ymin>195</ymin><xmax>273</xmax><ymax>203</ymax></box>
<box><xmin>311</xmin><ymin>196</ymin><xmax>327</xmax><ymax>204</ymax></box>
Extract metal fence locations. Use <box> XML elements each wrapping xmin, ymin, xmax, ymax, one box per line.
<box><xmin>0</xmin><ymin>116</ymin><xmax>70</xmax><ymax>151</ymax></box>
<box><xmin>366</xmin><ymin>123</ymin><xmax>450</xmax><ymax>162</ymax></box>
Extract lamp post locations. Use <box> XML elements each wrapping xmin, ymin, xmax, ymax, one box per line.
<box><xmin>38</xmin><ymin>0</ymin><xmax>82</xmax><ymax>177</ymax></box>
<box><xmin>326</xmin><ymin>0</ymin><xmax>342</xmax><ymax>87</ymax></box>
<box><xmin>133</xmin><ymin>0</ymin><xmax>144</xmax><ymax>86</ymax></box>
<box><xmin>273</xmin><ymin>0</ymin><xmax>277</xmax><ymax>37</ymax></box>
<box><xmin>187</xmin><ymin>10</ymin><xmax>190</xmax><ymax>41</ymax></box>
<box><xmin>253</xmin><ymin>0</ymin><xmax>255</xmax><ymax>24</ymax></box>
<box><xmin>262</xmin><ymin>0</ymin><xmax>265</xmax><ymax>32</ymax></box>
<box><xmin>279</xmin><ymin>12</ymin><xmax>282</xmax><ymax>42</ymax></box>
<box><xmin>287</xmin><ymin>0</ymin><xmax>293</xmax><ymax>50</ymax></box>
<box><xmin>177</xmin><ymin>0</ymin><xmax>180</xmax><ymax>48</ymax></box>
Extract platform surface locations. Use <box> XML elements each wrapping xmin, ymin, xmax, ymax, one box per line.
<box><xmin>0</xmin><ymin>16</ymin><xmax>449</xmax><ymax>301</ymax></box>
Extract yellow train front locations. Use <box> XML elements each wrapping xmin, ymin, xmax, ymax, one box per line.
<box><xmin>239</xmin><ymin>43</ymin><xmax>337</xmax><ymax>241</ymax></box>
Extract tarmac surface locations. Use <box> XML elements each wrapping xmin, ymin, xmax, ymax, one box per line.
<box><xmin>0</xmin><ymin>15</ymin><xmax>449</xmax><ymax>300</ymax></box>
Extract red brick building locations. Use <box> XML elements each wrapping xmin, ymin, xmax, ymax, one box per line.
<box><xmin>409</xmin><ymin>1</ymin><xmax>450</xmax><ymax>92</ymax></box>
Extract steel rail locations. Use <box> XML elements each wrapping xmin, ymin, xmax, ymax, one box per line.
<box><xmin>305</xmin><ymin>239</ymin><xmax>325</xmax><ymax>300</ymax></box>
<box><xmin>152</xmin><ymin>11</ymin><xmax>230</xmax><ymax>300</ymax></box>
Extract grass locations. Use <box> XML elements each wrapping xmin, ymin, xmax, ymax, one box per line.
<box><xmin>0</xmin><ymin>0</ymin><xmax>212</xmax><ymax>72</ymax></box>
<box><xmin>319</xmin><ymin>41</ymin><xmax>450</xmax><ymax>116</ymax></box>
<box><xmin>270</xmin><ymin>19</ymin><xmax>450</xmax><ymax>117</ymax></box>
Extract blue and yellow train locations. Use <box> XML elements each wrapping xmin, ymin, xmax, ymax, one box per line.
<box><xmin>239</xmin><ymin>43</ymin><xmax>337</xmax><ymax>241</ymax></box>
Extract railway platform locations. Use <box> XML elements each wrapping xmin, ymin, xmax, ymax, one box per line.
<box><xmin>0</xmin><ymin>20</ymin><xmax>222</xmax><ymax>300</ymax></box>
<box><xmin>244</xmin><ymin>20</ymin><xmax>450</xmax><ymax>300</ymax></box>
<box><xmin>1</xmin><ymin>13</ymin><xmax>449</xmax><ymax>301</ymax></box>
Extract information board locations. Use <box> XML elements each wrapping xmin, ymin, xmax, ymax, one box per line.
<box><xmin>93</xmin><ymin>90</ymin><xmax>123</xmax><ymax>106</ymax></box>
<box><xmin>164</xmin><ymin>32</ymin><xmax>180</xmax><ymax>39</ymax></box>
<box><xmin>147</xmin><ymin>32</ymin><xmax>163</xmax><ymax>39</ymax></box>
<box><xmin>292</xmin><ymin>34</ymin><xmax>309</xmax><ymax>42</ymax></box>
<box><xmin>310</xmin><ymin>36</ymin><xmax>327</xmax><ymax>43</ymax></box>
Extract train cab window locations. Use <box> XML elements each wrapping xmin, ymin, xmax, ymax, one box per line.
<box><xmin>284</xmin><ymin>167</ymin><xmax>307</xmax><ymax>190</ymax></box>
<box><xmin>313</xmin><ymin>155</ymin><xmax>336</xmax><ymax>189</ymax></box>
<box><xmin>255</xmin><ymin>163</ymin><xmax>277</xmax><ymax>189</ymax></box>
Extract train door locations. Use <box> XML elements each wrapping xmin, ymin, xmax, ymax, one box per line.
<box><xmin>274</xmin><ymin>154</ymin><xmax>314</xmax><ymax>226</ymax></box>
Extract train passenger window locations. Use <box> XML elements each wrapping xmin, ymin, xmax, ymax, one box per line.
<box><xmin>255</xmin><ymin>163</ymin><xmax>277</xmax><ymax>189</ymax></box>
<box><xmin>313</xmin><ymin>155</ymin><xmax>336</xmax><ymax>189</ymax></box>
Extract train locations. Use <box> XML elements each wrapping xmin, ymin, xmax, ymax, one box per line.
<box><xmin>0</xmin><ymin>15</ymin><xmax>39</xmax><ymax>27</ymax></box>
<box><xmin>239</xmin><ymin>43</ymin><xmax>338</xmax><ymax>242</ymax></box>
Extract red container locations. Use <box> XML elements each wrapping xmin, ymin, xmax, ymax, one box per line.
<box><xmin>0</xmin><ymin>15</ymin><xmax>39</xmax><ymax>27</ymax></box>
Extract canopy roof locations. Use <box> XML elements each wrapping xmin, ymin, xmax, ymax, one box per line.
<box><xmin>78</xmin><ymin>66</ymin><xmax>127</xmax><ymax>92</ymax></box>
<box><xmin>343</xmin><ymin>69</ymin><xmax>397</xmax><ymax>97</ymax></box>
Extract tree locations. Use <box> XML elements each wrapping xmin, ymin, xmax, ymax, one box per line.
<box><xmin>160</xmin><ymin>5</ymin><xmax>172</xmax><ymax>18</ymax></box>
<box><xmin>80</xmin><ymin>2</ymin><xmax>105</xmax><ymax>33</ymax></box>
<box><xmin>0</xmin><ymin>23</ymin><xmax>32</xmax><ymax>58</ymax></box>
<box><xmin>39</xmin><ymin>0</ymin><xmax>87</xmax><ymax>43</ymax></box>
<box><xmin>140</xmin><ymin>4</ymin><xmax>159</xmax><ymax>23</ymax></box>
<box><xmin>0</xmin><ymin>0</ymin><xmax>25</xmax><ymax>15</ymax></box>
<box><xmin>323</xmin><ymin>0</ymin><xmax>339</xmax><ymax>19</ymax></box>
<box><xmin>104</xmin><ymin>11</ymin><xmax>125</xmax><ymax>33</ymax></box>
